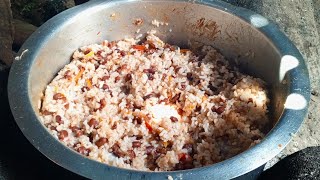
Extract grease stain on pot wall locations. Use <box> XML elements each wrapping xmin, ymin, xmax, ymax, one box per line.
<box><xmin>186</xmin><ymin>17</ymin><xmax>221</xmax><ymax>40</ymax></box>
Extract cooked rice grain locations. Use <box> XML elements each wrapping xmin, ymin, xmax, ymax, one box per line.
<box><xmin>40</xmin><ymin>31</ymin><xmax>269</xmax><ymax>171</ymax></box>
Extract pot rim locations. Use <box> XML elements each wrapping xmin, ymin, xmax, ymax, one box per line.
<box><xmin>8</xmin><ymin>0</ymin><xmax>310</xmax><ymax>179</ymax></box>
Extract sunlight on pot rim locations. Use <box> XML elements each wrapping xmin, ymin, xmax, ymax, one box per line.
<box><xmin>250</xmin><ymin>14</ymin><xmax>269</xmax><ymax>28</ymax></box>
<box><xmin>284</xmin><ymin>93</ymin><xmax>307</xmax><ymax>110</ymax></box>
<box><xmin>279</xmin><ymin>55</ymin><xmax>300</xmax><ymax>82</ymax></box>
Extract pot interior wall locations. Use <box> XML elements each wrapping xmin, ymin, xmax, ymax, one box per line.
<box><xmin>28</xmin><ymin>1</ymin><xmax>287</xmax><ymax>130</ymax></box>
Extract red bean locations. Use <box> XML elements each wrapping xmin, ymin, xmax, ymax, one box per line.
<box><xmin>174</xmin><ymin>67</ymin><xmax>181</xmax><ymax>73</ymax></box>
<box><xmin>135</xmin><ymin>135</ymin><xmax>143</xmax><ymax>140</ymax></box>
<box><xmin>89</xmin><ymin>132</ymin><xmax>96</xmax><ymax>143</ymax></box>
<box><xmin>148</xmin><ymin>69</ymin><xmax>156</xmax><ymax>74</ymax></box>
<box><xmin>111</xmin><ymin>123</ymin><xmax>117</xmax><ymax>130</ymax></box>
<box><xmin>94</xmin><ymin>64</ymin><xmax>100</xmax><ymax>70</ymax></box>
<box><xmin>107</xmin><ymin>41</ymin><xmax>117</xmax><ymax>48</ymax></box>
<box><xmin>115</xmin><ymin>76</ymin><xmax>121</xmax><ymax>83</ymax></box>
<box><xmin>78</xmin><ymin>146</ymin><xmax>90</xmax><ymax>156</ymax></box>
<box><xmin>133</xmin><ymin>117</ymin><xmax>143</xmax><ymax>124</ymax></box>
<box><xmin>64</xmin><ymin>103</ymin><xmax>70</xmax><ymax>109</ymax></box>
<box><xmin>88</xmin><ymin>118</ymin><xmax>98</xmax><ymax>128</ymax></box>
<box><xmin>55</xmin><ymin>115</ymin><xmax>63</xmax><ymax>124</ymax></box>
<box><xmin>208</xmin><ymin>84</ymin><xmax>217</xmax><ymax>92</ymax></box>
<box><xmin>95</xmin><ymin>138</ymin><xmax>108</xmax><ymax>148</ymax></box>
<box><xmin>70</xmin><ymin>126</ymin><xmax>83</xmax><ymax>137</ymax></box>
<box><xmin>147</xmin><ymin>74</ymin><xmax>154</xmax><ymax>80</ymax></box>
<box><xmin>120</xmin><ymin>50</ymin><xmax>126</xmax><ymax>57</ymax></box>
<box><xmin>159</xmin><ymin>98</ymin><xmax>169</xmax><ymax>104</ymax></box>
<box><xmin>183</xmin><ymin>143</ymin><xmax>193</xmax><ymax>151</ymax></box>
<box><xmin>125</xmin><ymin>74</ymin><xmax>132</xmax><ymax>82</ymax></box>
<box><xmin>215</xmin><ymin>106</ymin><xmax>225</xmax><ymax>114</ymax></box>
<box><xmin>148</xmin><ymin>162</ymin><xmax>158</xmax><ymax>171</ymax></box>
<box><xmin>143</xmin><ymin>94</ymin><xmax>153</xmax><ymax>100</ymax></box>
<box><xmin>187</xmin><ymin>72</ymin><xmax>193</xmax><ymax>81</ymax></box>
<box><xmin>195</xmin><ymin>106</ymin><xmax>201</xmax><ymax>112</ymax></box>
<box><xmin>121</xmin><ymin>64</ymin><xmax>128</xmax><ymax>70</ymax></box>
<box><xmin>127</xmin><ymin>150</ymin><xmax>136</xmax><ymax>159</ymax></box>
<box><xmin>81</xmin><ymin>87</ymin><xmax>88</xmax><ymax>92</ymax></box>
<box><xmin>53</xmin><ymin>93</ymin><xmax>66</xmax><ymax>100</ymax></box>
<box><xmin>101</xmin><ymin>75</ymin><xmax>110</xmax><ymax>81</ymax></box>
<box><xmin>148</xmin><ymin>42</ymin><xmax>156</xmax><ymax>49</ymax></box>
<box><xmin>170</xmin><ymin>116</ymin><xmax>178</xmax><ymax>122</ymax></box>
<box><xmin>156</xmin><ymin>147</ymin><xmax>167</xmax><ymax>154</ymax></box>
<box><xmin>96</xmin><ymin>50</ymin><xmax>102</xmax><ymax>56</ymax></box>
<box><xmin>180</xmin><ymin>84</ymin><xmax>186</xmax><ymax>90</ymax></box>
<box><xmin>58</xmin><ymin>130</ymin><xmax>68</xmax><ymax>140</ymax></box>
<box><xmin>183</xmin><ymin>163</ymin><xmax>194</xmax><ymax>169</ymax></box>
<box><xmin>121</xmin><ymin>85</ymin><xmax>130</xmax><ymax>95</ymax></box>
<box><xmin>143</xmin><ymin>69</ymin><xmax>155</xmax><ymax>81</ymax></box>
<box><xmin>64</xmin><ymin>70</ymin><xmax>72</xmax><ymax>80</ymax></box>
<box><xmin>99</xmin><ymin>99</ymin><xmax>106</xmax><ymax>110</ymax></box>
<box><xmin>179</xmin><ymin>153</ymin><xmax>193</xmax><ymax>163</ymax></box>
<box><xmin>170</xmin><ymin>93</ymin><xmax>180</xmax><ymax>103</ymax></box>
<box><xmin>176</xmin><ymin>160</ymin><xmax>194</xmax><ymax>170</ymax></box>
<box><xmin>112</xmin><ymin>144</ymin><xmax>125</xmax><ymax>157</ymax></box>
<box><xmin>146</xmin><ymin>146</ymin><xmax>154</xmax><ymax>155</ymax></box>
<box><xmin>102</xmin><ymin>84</ymin><xmax>109</xmax><ymax>90</ymax></box>
<box><xmin>116</xmin><ymin>66</ymin><xmax>125</xmax><ymax>73</ymax></box>
<box><xmin>162</xmin><ymin>73</ymin><xmax>167</xmax><ymax>81</ymax></box>
<box><xmin>132</xmin><ymin>141</ymin><xmax>141</xmax><ymax>148</ymax></box>
<box><xmin>42</xmin><ymin>110</ymin><xmax>53</xmax><ymax>115</ymax></box>
<box><xmin>174</xmin><ymin>163</ymin><xmax>184</xmax><ymax>170</ymax></box>
<box><xmin>83</xmin><ymin>49</ymin><xmax>91</xmax><ymax>55</ymax></box>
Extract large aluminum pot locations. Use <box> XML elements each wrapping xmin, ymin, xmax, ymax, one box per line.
<box><xmin>8</xmin><ymin>0</ymin><xmax>310</xmax><ymax>179</ymax></box>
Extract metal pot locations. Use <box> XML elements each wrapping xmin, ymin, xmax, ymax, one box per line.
<box><xmin>8</xmin><ymin>0</ymin><xmax>310</xmax><ymax>179</ymax></box>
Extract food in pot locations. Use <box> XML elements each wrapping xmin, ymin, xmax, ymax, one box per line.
<box><xmin>40</xmin><ymin>31</ymin><xmax>269</xmax><ymax>171</ymax></box>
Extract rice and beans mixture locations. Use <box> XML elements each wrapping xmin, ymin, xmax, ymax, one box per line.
<box><xmin>40</xmin><ymin>31</ymin><xmax>269</xmax><ymax>171</ymax></box>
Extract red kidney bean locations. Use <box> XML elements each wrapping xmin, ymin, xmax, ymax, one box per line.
<box><xmin>55</xmin><ymin>115</ymin><xmax>63</xmax><ymax>124</ymax></box>
<box><xmin>170</xmin><ymin>116</ymin><xmax>178</xmax><ymax>122</ymax></box>
<box><xmin>58</xmin><ymin>130</ymin><xmax>68</xmax><ymax>140</ymax></box>
<box><xmin>132</xmin><ymin>141</ymin><xmax>142</xmax><ymax>148</ymax></box>
<box><xmin>88</xmin><ymin>118</ymin><xmax>98</xmax><ymax>128</ymax></box>
<box><xmin>95</xmin><ymin>138</ymin><xmax>108</xmax><ymax>148</ymax></box>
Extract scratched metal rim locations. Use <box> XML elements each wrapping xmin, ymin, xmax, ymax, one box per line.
<box><xmin>8</xmin><ymin>0</ymin><xmax>310</xmax><ymax>179</ymax></box>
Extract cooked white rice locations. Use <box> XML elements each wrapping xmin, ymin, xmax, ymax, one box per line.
<box><xmin>40</xmin><ymin>31</ymin><xmax>269</xmax><ymax>171</ymax></box>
